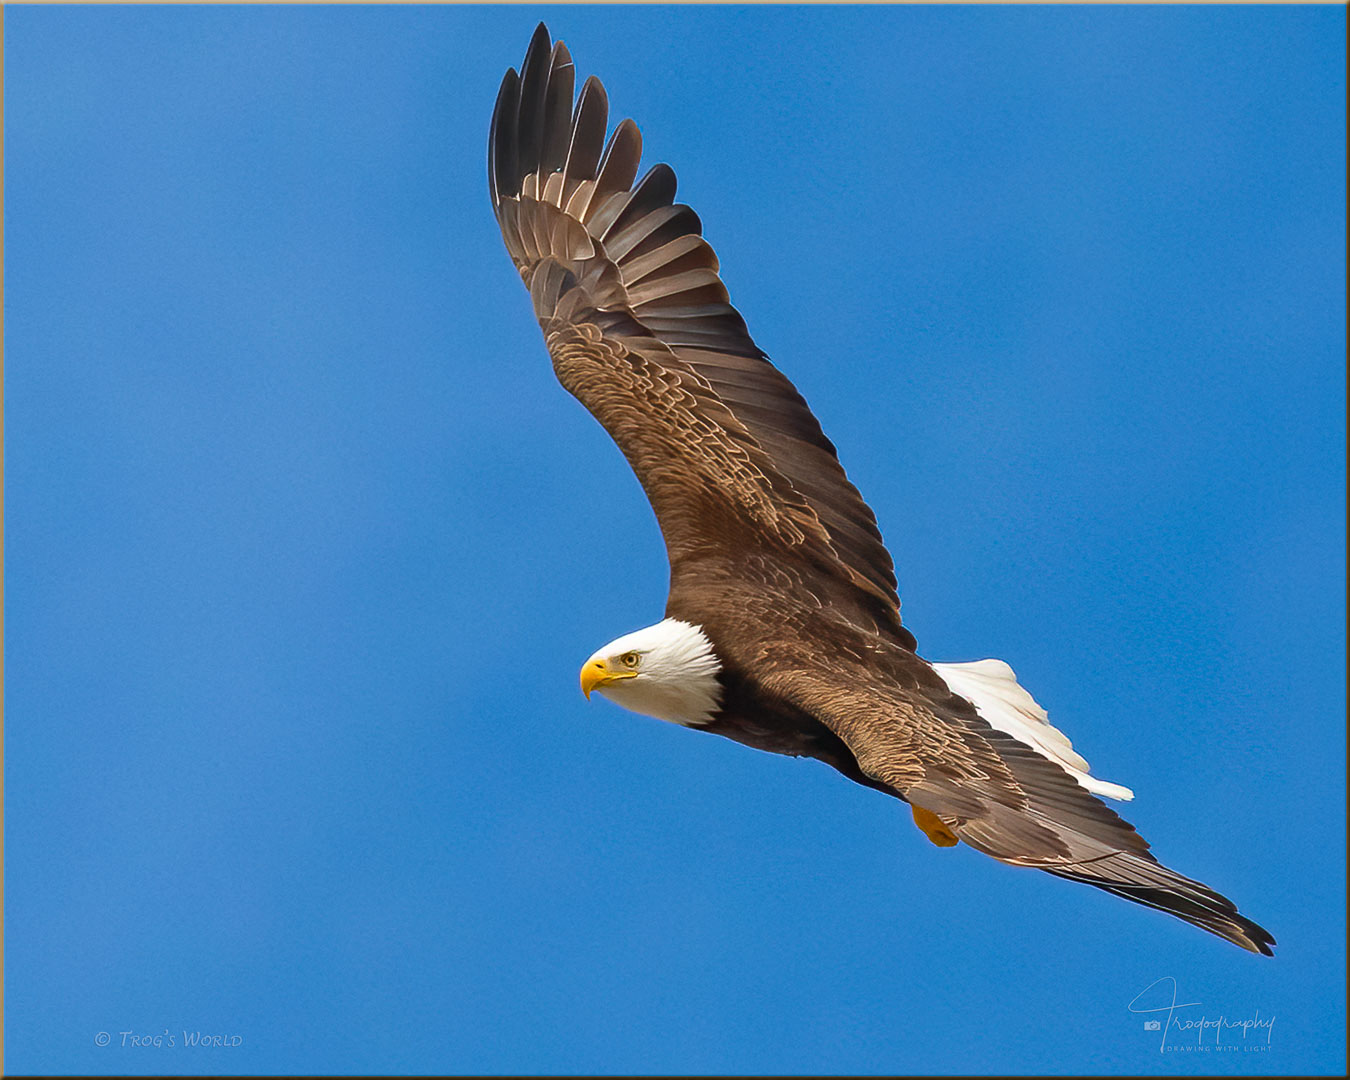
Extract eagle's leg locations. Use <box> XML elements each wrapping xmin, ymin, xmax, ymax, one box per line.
<box><xmin>911</xmin><ymin>804</ymin><xmax>959</xmax><ymax>847</ymax></box>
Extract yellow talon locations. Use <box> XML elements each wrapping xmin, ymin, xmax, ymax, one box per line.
<box><xmin>912</xmin><ymin>804</ymin><xmax>959</xmax><ymax>847</ymax></box>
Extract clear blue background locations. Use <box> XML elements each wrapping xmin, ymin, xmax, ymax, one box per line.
<box><xmin>5</xmin><ymin>5</ymin><xmax>1345</xmax><ymax>1076</ymax></box>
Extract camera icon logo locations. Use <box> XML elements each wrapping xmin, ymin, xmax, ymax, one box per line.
<box><xmin>1142</xmin><ymin>1020</ymin><xmax>1161</xmax><ymax>1031</ymax></box>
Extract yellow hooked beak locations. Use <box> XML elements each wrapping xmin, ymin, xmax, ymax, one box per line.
<box><xmin>580</xmin><ymin>658</ymin><xmax>637</xmax><ymax>699</ymax></box>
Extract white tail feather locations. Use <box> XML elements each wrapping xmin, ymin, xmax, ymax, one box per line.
<box><xmin>931</xmin><ymin>659</ymin><xmax>1135</xmax><ymax>801</ymax></box>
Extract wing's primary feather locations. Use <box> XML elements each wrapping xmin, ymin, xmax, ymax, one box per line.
<box><xmin>490</xmin><ymin>23</ymin><xmax>915</xmax><ymax>649</ymax></box>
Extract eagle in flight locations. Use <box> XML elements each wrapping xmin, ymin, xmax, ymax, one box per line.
<box><xmin>489</xmin><ymin>23</ymin><xmax>1274</xmax><ymax>955</ymax></box>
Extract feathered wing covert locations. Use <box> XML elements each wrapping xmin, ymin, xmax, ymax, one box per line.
<box><xmin>488</xmin><ymin>23</ymin><xmax>1274</xmax><ymax>956</ymax></box>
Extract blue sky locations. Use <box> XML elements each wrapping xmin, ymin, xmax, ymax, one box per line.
<box><xmin>4</xmin><ymin>4</ymin><xmax>1345</xmax><ymax>1076</ymax></box>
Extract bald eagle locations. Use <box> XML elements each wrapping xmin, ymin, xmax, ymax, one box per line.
<box><xmin>489</xmin><ymin>24</ymin><xmax>1274</xmax><ymax>955</ymax></box>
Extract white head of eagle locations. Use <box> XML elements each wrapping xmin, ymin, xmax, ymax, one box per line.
<box><xmin>580</xmin><ymin>618</ymin><xmax>722</xmax><ymax>727</ymax></box>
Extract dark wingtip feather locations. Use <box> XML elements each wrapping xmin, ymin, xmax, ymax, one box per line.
<box><xmin>527</xmin><ymin>21</ymin><xmax>552</xmax><ymax>59</ymax></box>
<box><xmin>564</xmin><ymin>76</ymin><xmax>610</xmax><ymax>186</ymax></box>
<box><xmin>489</xmin><ymin>67</ymin><xmax>521</xmax><ymax>208</ymax></box>
<box><xmin>1238</xmin><ymin>916</ymin><xmax>1277</xmax><ymax>956</ymax></box>
<box><xmin>515</xmin><ymin>26</ymin><xmax>554</xmax><ymax>185</ymax></box>
<box><xmin>601</xmin><ymin>163</ymin><xmax>678</xmax><ymax>241</ymax></box>
<box><xmin>1044</xmin><ymin>862</ymin><xmax>1277</xmax><ymax>957</ymax></box>
<box><xmin>593</xmin><ymin>117</ymin><xmax>643</xmax><ymax>203</ymax></box>
<box><xmin>540</xmin><ymin>42</ymin><xmax>576</xmax><ymax>179</ymax></box>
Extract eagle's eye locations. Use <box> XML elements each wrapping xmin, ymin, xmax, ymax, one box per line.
<box><xmin>620</xmin><ymin>651</ymin><xmax>640</xmax><ymax>668</ymax></box>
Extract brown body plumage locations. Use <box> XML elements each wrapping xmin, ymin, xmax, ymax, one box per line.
<box><xmin>488</xmin><ymin>23</ymin><xmax>1274</xmax><ymax>956</ymax></box>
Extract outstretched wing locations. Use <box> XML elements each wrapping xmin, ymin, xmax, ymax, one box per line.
<box><xmin>489</xmin><ymin>24</ymin><xmax>915</xmax><ymax>649</ymax></box>
<box><xmin>758</xmin><ymin>633</ymin><xmax>1275</xmax><ymax>955</ymax></box>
